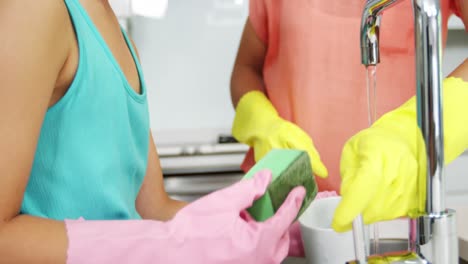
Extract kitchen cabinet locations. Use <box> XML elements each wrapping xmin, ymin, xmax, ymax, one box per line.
<box><xmin>164</xmin><ymin>172</ymin><xmax>243</xmax><ymax>202</ymax></box>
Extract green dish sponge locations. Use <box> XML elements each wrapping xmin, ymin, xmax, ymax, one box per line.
<box><xmin>243</xmin><ymin>149</ymin><xmax>318</xmax><ymax>222</ymax></box>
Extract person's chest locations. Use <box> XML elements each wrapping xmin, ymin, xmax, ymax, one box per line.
<box><xmin>53</xmin><ymin>0</ymin><xmax>141</xmax><ymax>108</ymax></box>
<box><xmin>266</xmin><ymin>0</ymin><xmax>452</xmax><ymax>58</ymax></box>
<box><xmin>262</xmin><ymin>0</ymin><xmax>453</xmax><ymax>121</ymax></box>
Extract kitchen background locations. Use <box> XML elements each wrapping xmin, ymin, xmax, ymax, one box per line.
<box><xmin>111</xmin><ymin>0</ymin><xmax>468</xmax><ymax>206</ymax></box>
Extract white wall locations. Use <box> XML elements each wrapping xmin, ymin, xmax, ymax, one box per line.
<box><xmin>130</xmin><ymin>0</ymin><xmax>248</xmax><ymax>144</ymax></box>
<box><xmin>444</xmin><ymin>29</ymin><xmax>468</xmax><ymax>75</ymax></box>
<box><xmin>446</xmin><ymin>154</ymin><xmax>468</xmax><ymax>207</ymax></box>
<box><xmin>441</xmin><ymin>29</ymin><xmax>468</xmax><ymax>207</ymax></box>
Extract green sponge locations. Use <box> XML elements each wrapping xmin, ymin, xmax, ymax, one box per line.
<box><xmin>243</xmin><ymin>149</ymin><xmax>318</xmax><ymax>222</ymax></box>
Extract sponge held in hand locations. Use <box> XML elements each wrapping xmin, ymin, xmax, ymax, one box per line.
<box><xmin>243</xmin><ymin>149</ymin><xmax>318</xmax><ymax>222</ymax></box>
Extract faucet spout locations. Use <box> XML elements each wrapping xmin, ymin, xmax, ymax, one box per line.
<box><xmin>357</xmin><ymin>0</ymin><xmax>459</xmax><ymax>263</ymax></box>
<box><xmin>360</xmin><ymin>0</ymin><xmax>404</xmax><ymax>66</ymax></box>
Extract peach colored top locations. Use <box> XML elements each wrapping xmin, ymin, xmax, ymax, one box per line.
<box><xmin>242</xmin><ymin>0</ymin><xmax>459</xmax><ymax>192</ymax></box>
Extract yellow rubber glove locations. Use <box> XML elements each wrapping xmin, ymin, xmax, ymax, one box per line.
<box><xmin>332</xmin><ymin>77</ymin><xmax>468</xmax><ymax>232</ymax></box>
<box><xmin>232</xmin><ymin>91</ymin><xmax>328</xmax><ymax>178</ymax></box>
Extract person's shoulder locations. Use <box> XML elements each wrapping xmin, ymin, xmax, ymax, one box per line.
<box><xmin>1</xmin><ymin>0</ymin><xmax>69</xmax><ymax>18</ymax></box>
<box><xmin>0</xmin><ymin>0</ymin><xmax>72</xmax><ymax>62</ymax></box>
<box><xmin>0</xmin><ymin>0</ymin><xmax>71</xmax><ymax>38</ymax></box>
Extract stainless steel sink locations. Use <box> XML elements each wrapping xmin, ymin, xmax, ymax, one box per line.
<box><xmin>368</xmin><ymin>239</ymin><xmax>468</xmax><ymax>264</ymax></box>
<box><xmin>281</xmin><ymin>240</ymin><xmax>408</xmax><ymax>264</ymax></box>
<box><xmin>369</xmin><ymin>239</ymin><xmax>408</xmax><ymax>255</ymax></box>
<box><xmin>282</xmin><ymin>239</ymin><xmax>468</xmax><ymax>263</ymax></box>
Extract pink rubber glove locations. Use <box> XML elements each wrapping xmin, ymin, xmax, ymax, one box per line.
<box><xmin>66</xmin><ymin>170</ymin><xmax>306</xmax><ymax>264</ymax></box>
<box><xmin>288</xmin><ymin>191</ymin><xmax>339</xmax><ymax>257</ymax></box>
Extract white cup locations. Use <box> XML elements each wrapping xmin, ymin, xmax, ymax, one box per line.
<box><xmin>299</xmin><ymin>196</ymin><xmax>369</xmax><ymax>264</ymax></box>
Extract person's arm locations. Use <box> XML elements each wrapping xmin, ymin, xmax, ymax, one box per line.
<box><xmin>124</xmin><ymin>35</ymin><xmax>187</xmax><ymax>221</ymax></box>
<box><xmin>135</xmin><ymin>134</ymin><xmax>186</xmax><ymax>221</ymax></box>
<box><xmin>333</xmin><ymin>51</ymin><xmax>468</xmax><ymax>232</ymax></box>
<box><xmin>448</xmin><ymin>1</ymin><xmax>468</xmax><ymax>78</ymax></box>
<box><xmin>230</xmin><ymin>18</ymin><xmax>267</xmax><ymax>107</ymax></box>
<box><xmin>454</xmin><ymin>0</ymin><xmax>468</xmax><ymax>30</ymax></box>
<box><xmin>0</xmin><ymin>1</ymin><xmax>74</xmax><ymax>263</ymax></box>
<box><xmin>449</xmin><ymin>59</ymin><xmax>468</xmax><ymax>79</ymax></box>
<box><xmin>230</xmin><ymin>15</ymin><xmax>328</xmax><ymax>178</ymax></box>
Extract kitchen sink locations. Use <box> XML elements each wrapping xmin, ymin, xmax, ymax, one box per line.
<box><xmin>283</xmin><ymin>238</ymin><xmax>467</xmax><ymax>263</ymax></box>
<box><xmin>284</xmin><ymin>214</ymin><xmax>468</xmax><ymax>264</ymax></box>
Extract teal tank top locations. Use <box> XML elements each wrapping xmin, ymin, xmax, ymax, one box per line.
<box><xmin>20</xmin><ymin>0</ymin><xmax>150</xmax><ymax>220</ymax></box>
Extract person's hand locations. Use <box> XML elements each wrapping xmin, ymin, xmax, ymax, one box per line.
<box><xmin>332</xmin><ymin>117</ymin><xmax>425</xmax><ymax>232</ymax></box>
<box><xmin>232</xmin><ymin>91</ymin><xmax>328</xmax><ymax>178</ymax></box>
<box><xmin>170</xmin><ymin>169</ymin><xmax>306</xmax><ymax>263</ymax></box>
<box><xmin>66</xmin><ymin>170</ymin><xmax>305</xmax><ymax>264</ymax></box>
<box><xmin>332</xmin><ymin>77</ymin><xmax>468</xmax><ymax>232</ymax></box>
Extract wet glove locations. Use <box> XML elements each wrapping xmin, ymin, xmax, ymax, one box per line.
<box><xmin>232</xmin><ymin>91</ymin><xmax>328</xmax><ymax>178</ymax></box>
<box><xmin>332</xmin><ymin>77</ymin><xmax>468</xmax><ymax>232</ymax></box>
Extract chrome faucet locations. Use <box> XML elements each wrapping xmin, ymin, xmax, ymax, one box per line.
<box><xmin>348</xmin><ymin>0</ymin><xmax>459</xmax><ymax>263</ymax></box>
